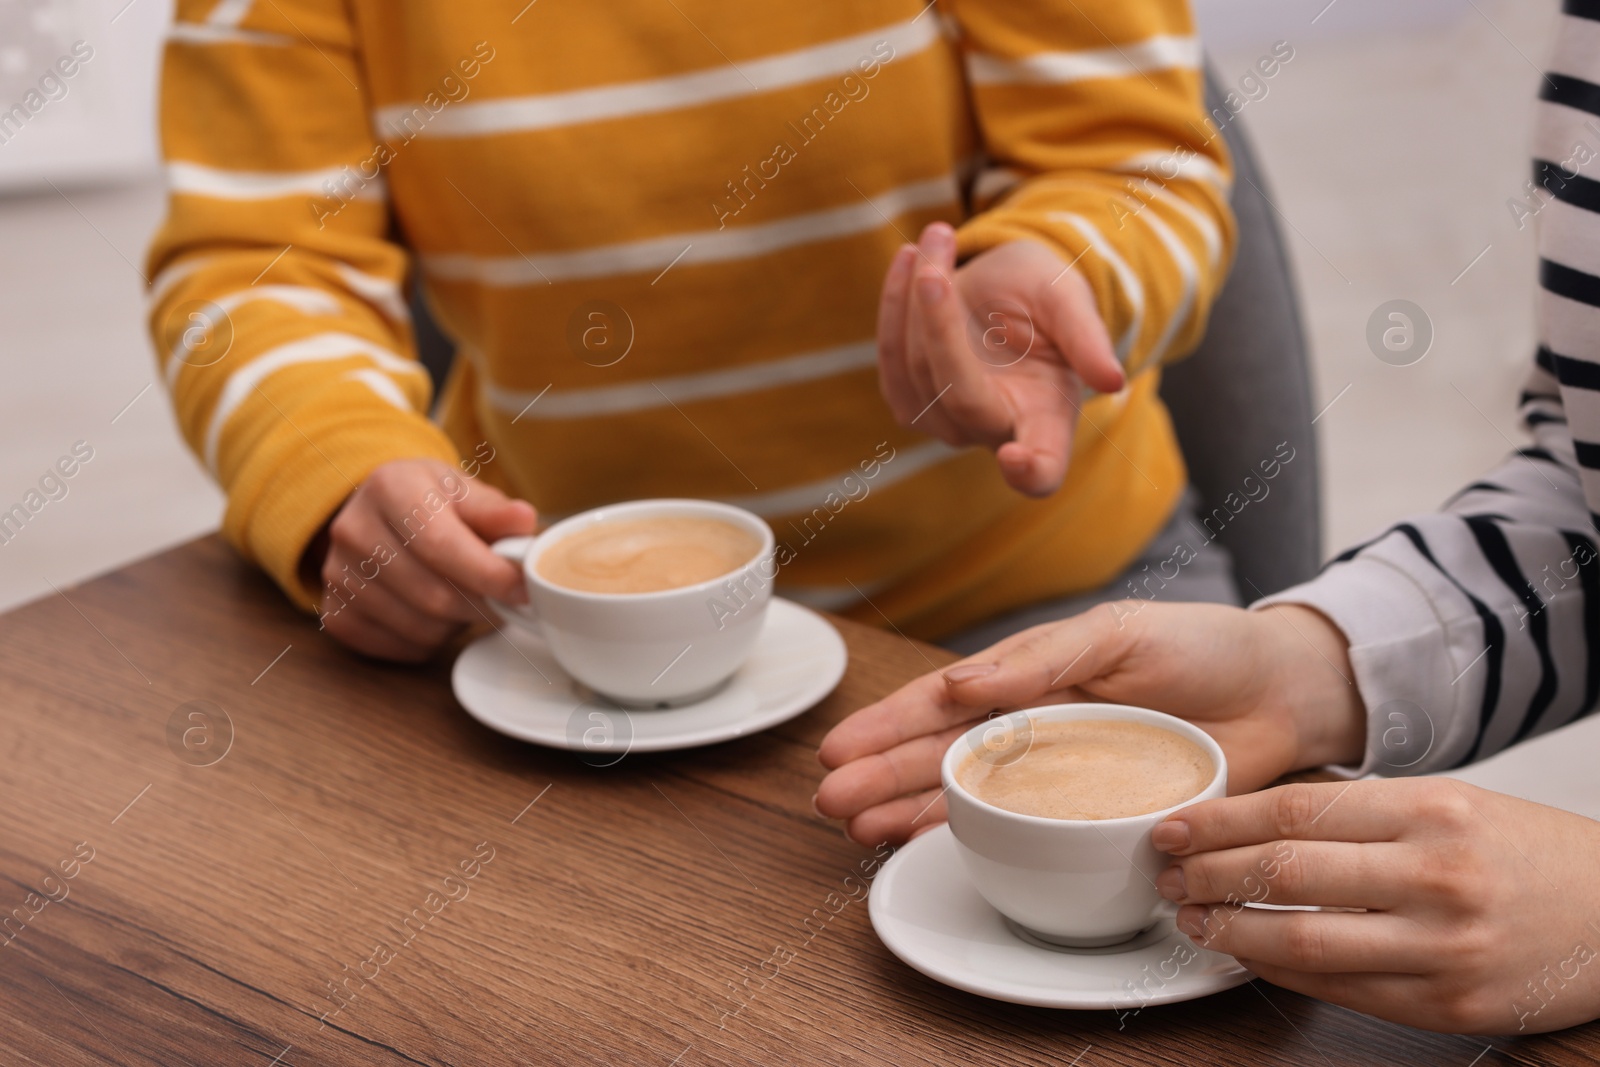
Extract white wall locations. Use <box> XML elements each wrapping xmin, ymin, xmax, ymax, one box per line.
<box><xmin>1192</xmin><ymin>0</ymin><xmax>1469</xmax><ymax>51</ymax></box>
<box><xmin>0</xmin><ymin>0</ymin><xmax>170</xmax><ymax>190</ymax></box>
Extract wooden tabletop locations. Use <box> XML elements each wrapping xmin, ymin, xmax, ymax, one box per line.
<box><xmin>0</xmin><ymin>535</ymin><xmax>1586</xmax><ymax>1066</ymax></box>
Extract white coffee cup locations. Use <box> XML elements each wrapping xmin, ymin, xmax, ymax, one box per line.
<box><xmin>941</xmin><ymin>703</ymin><xmax>1227</xmax><ymax>948</ymax></box>
<box><xmin>489</xmin><ymin>499</ymin><xmax>776</xmax><ymax>707</ymax></box>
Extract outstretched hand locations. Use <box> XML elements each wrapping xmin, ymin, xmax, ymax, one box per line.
<box><xmin>875</xmin><ymin>223</ymin><xmax>1126</xmax><ymax>497</ymax></box>
<box><xmin>815</xmin><ymin>601</ymin><xmax>1365</xmax><ymax>846</ymax></box>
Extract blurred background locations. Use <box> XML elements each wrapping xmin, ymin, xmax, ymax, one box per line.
<box><xmin>0</xmin><ymin>0</ymin><xmax>1555</xmax><ymax>611</ymax></box>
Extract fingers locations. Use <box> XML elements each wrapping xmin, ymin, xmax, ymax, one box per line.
<box><xmin>843</xmin><ymin>787</ymin><xmax>948</xmax><ymax>848</ymax></box>
<box><xmin>319</xmin><ymin>584</ymin><xmax>446</xmax><ymax>663</ymax></box>
<box><xmin>401</xmin><ymin>505</ymin><xmax>526</xmax><ymax>602</ymax></box>
<box><xmin>317</xmin><ymin>459</ymin><xmax>539</xmax><ymax>663</ymax></box>
<box><xmin>356</xmin><ymin>461</ymin><xmax>529</xmax><ymax>603</ymax></box>
<box><xmin>365</xmin><ymin>546</ymin><xmax>485</xmax><ymax>625</ymax></box>
<box><xmin>327</xmin><ymin>575</ymin><xmax>459</xmax><ymax>649</ymax></box>
<box><xmin>876</xmin><ymin>244</ymin><xmax>919</xmax><ymax>424</ymax></box>
<box><xmin>1156</xmin><ymin>782</ymin><xmax>1405</xmax><ymax>856</ymax></box>
<box><xmin>454</xmin><ymin>479</ymin><xmax>537</xmax><ymax>542</ymax></box>
<box><xmin>1178</xmin><ymin>905</ymin><xmax>1434</xmax><ymax>974</ymax></box>
<box><xmin>1159</xmin><ymin>840</ymin><xmax>1413</xmax><ymax>912</ymax></box>
<box><xmin>940</xmin><ymin>608</ymin><xmax>1130</xmax><ymax>711</ymax></box>
<box><xmin>328</xmin><ymin>491</ymin><xmax>483</xmax><ymax>625</ymax></box>
<box><xmin>817</xmin><ymin>640</ymin><xmax>1041</xmax><ymax>770</ymax></box>
<box><xmin>994</xmin><ymin>379</ymin><xmax>1076</xmax><ymax>496</ymax></box>
<box><xmin>1036</xmin><ymin>265</ymin><xmax>1124</xmax><ymax>394</ymax></box>
<box><xmin>908</xmin><ymin>226</ymin><xmax>1011</xmax><ymax>446</ymax></box>
<box><xmin>816</xmin><ymin>723</ymin><xmax>968</xmax><ymax>820</ymax></box>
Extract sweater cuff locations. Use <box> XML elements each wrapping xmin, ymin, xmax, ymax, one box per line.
<box><xmin>222</xmin><ymin>414</ymin><xmax>461</xmax><ymax>612</ymax></box>
<box><xmin>1252</xmin><ymin>556</ymin><xmax>1471</xmax><ymax>777</ymax></box>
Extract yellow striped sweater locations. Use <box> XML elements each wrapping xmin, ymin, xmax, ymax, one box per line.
<box><xmin>146</xmin><ymin>0</ymin><xmax>1234</xmax><ymax>640</ymax></box>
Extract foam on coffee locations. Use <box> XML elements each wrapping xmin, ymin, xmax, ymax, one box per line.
<box><xmin>957</xmin><ymin>719</ymin><xmax>1212</xmax><ymax>821</ymax></box>
<box><xmin>535</xmin><ymin>515</ymin><xmax>761</xmax><ymax>594</ymax></box>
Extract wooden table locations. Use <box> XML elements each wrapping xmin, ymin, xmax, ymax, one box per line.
<box><xmin>0</xmin><ymin>536</ymin><xmax>1586</xmax><ymax>1066</ymax></box>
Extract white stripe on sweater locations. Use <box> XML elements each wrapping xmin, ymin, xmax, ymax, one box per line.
<box><xmin>202</xmin><ymin>332</ymin><xmax>424</xmax><ymax>470</ymax></box>
<box><xmin>336</xmin><ymin>264</ymin><xmax>411</xmax><ymax>325</ymax></box>
<box><xmin>169</xmin><ymin>22</ymin><xmax>290</xmax><ymax>46</ymax></box>
<box><xmin>717</xmin><ymin>440</ymin><xmax>961</xmax><ymax>518</ymax></box>
<box><xmin>167</xmin><ymin>161</ymin><xmax>386</xmax><ymax>203</ymax></box>
<box><xmin>966</xmin><ymin>35</ymin><xmax>1200</xmax><ymax>86</ymax></box>
<box><xmin>487</xmin><ymin>341</ymin><xmax>877</xmax><ymax>420</ymax></box>
<box><xmin>1047</xmin><ymin>212</ymin><xmax>1144</xmax><ymax>362</ymax></box>
<box><xmin>346</xmin><ymin>368</ymin><xmax>413</xmax><ymax>412</ymax></box>
<box><xmin>166</xmin><ymin>286</ymin><xmax>343</xmax><ymax>388</ymax></box>
<box><xmin>1141</xmin><ymin>184</ymin><xmax>1222</xmax><ymax>268</ymax></box>
<box><xmin>374</xmin><ymin>18</ymin><xmax>941</xmax><ymax>138</ymax></box>
<box><xmin>1112</xmin><ymin>150</ymin><xmax>1231</xmax><ymax>196</ymax></box>
<box><xmin>424</xmin><ymin>174</ymin><xmax>957</xmax><ymax>286</ymax></box>
<box><xmin>1134</xmin><ymin>207</ymin><xmax>1198</xmax><ymax>365</ymax></box>
<box><xmin>149</xmin><ymin>254</ymin><xmax>217</xmax><ymax>306</ymax></box>
<box><xmin>206</xmin><ymin>0</ymin><xmax>254</xmax><ymax>26</ymax></box>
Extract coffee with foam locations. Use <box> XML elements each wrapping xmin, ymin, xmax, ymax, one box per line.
<box><xmin>535</xmin><ymin>516</ymin><xmax>761</xmax><ymax>595</ymax></box>
<box><xmin>956</xmin><ymin>719</ymin><xmax>1213</xmax><ymax>821</ymax></box>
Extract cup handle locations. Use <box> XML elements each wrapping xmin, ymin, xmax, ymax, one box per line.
<box><xmin>487</xmin><ymin>535</ymin><xmax>539</xmax><ymax>630</ymax></box>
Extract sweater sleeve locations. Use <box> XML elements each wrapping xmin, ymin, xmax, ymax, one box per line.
<box><xmin>145</xmin><ymin>0</ymin><xmax>460</xmax><ymax>611</ymax></box>
<box><xmin>947</xmin><ymin>0</ymin><xmax>1238</xmax><ymax>377</ymax></box>
<box><xmin>1255</xmin><ymin>358</ymin><xmax>1600</xmax><ymax>776</ymax></box>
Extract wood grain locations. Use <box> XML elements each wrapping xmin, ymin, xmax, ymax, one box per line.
<box><xmin>0</xmin><ymin>535</ymin><xmax>1583</xmax><ymax>1065</ymax></box>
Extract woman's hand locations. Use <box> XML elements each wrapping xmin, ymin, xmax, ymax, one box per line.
<box><xmin>815</xmin><ymin>601</ymin><xmax>1364</xmax><ymax>846</ymax></box>
<box><xmin>1157</xmin><ymin>778</ymin><xmax>1600</xmax><ymax>1034</ymax></box>
<box><xmin>311</xmin><ymin>458</ymin><xmax>536</xmax><ymax>662</ymax></box>
<box><xmin>875</xmin><ymin>222</ymin><xmax>1126</xmax><ymax>497</ymax></box>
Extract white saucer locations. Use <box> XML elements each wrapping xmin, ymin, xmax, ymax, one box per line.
<box><xmin>869</xmin><ymin>825</ymin><xmax>1251</xmax><ymax>1010</ymax></box>
<box><xmin>451</xmin><ymin>597</ymin><xmax>847</xmax><ymax>756</ymax></box>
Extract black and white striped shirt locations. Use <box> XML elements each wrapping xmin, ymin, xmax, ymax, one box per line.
<box><xmin>1261</xmin><ymin>0</ymin><xmax>1600</xmax><ymax>775</ymax></box>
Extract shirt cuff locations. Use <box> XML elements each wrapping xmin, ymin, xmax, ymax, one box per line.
<box><xmin>1251</xmin><ymin>555</ymin><xmax>1471</xmax><ymax>777</ymax></box>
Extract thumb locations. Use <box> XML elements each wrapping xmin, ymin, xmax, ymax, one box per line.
<box><xmin>454</xmin><ymin>480</ymin><xmax>537</xmax><ymax>541</ymax></box>
<box><xmin>1039</xmin><ymin>270</ymin><xmax>1124</xmax><ymax>395</ymax></box>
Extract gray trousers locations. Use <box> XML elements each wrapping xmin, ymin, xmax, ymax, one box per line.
<box><xmin>941</xmin><ymin>489</ymin><xmax>1240</xmax><ymax>656</ymax></box>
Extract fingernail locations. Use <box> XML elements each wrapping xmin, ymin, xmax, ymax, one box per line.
<box><xmin>943</xmin><ymin>663</ymin><xmax>997</xmax><ymax>683</ymax></box>
<box><xmin>1156</xmin><ymin>865</ymin><xmax>1186</xmax><ymax>902</ymax></box>
<box><xmin>1152</xmin><ymin>819</ymin><xmax>1190</xmax><ymax>853</ymax></box>
<box><xmin>891</xmin><ymin>244</ymin><xmax>916</xmax><ymax>275</ymax></box>
<box><xmin>811</xmin><ymin>793</ymin><xmax>823</xmax><ymax>818</ymax></box>
<box><xmin>1175</xmin><ymin>907</ymin><xmax>1204</xmax><ymax>937</ymax></box>
<box><xmin>916</xmin><ymin>273</ymin><xmax>944</xmax><ymax>303</ymax></box>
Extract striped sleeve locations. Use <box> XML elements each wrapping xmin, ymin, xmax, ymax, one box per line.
<box><xmin>1255</xmin><ymin>399</ymin><xmax>1599</xmax><ymax>776</ymax></box>
<box><xmin>1255</xmin><ymin>0</ymin><xmax>1600</xmax><ymax>775</ymax></box>
<box><xmin>949</xmin><ymin>0</ymin><xmax>1235</xmax><ymax>376</ymax></box>
<box><xmin>145</xmin><ymin>0</ymin><xmax>459</xmax><ymax>610</ymax></box>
